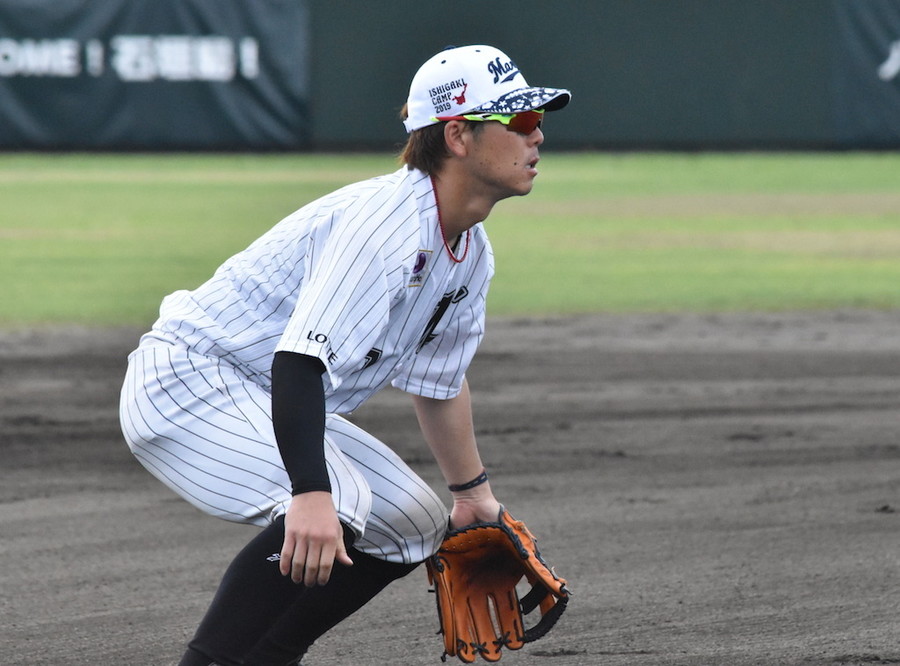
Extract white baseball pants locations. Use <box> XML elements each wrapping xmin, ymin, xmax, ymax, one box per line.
<box><xmin>119</xmin><ymin>336</ymin><xmax>448</xmax><ymax>564</ymax></box>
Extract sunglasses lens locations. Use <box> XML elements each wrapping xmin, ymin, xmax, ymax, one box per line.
<box><xmin>508</xmin><ymin>111</ymin><xmax>543</xmax><ymax>134</ymax></box>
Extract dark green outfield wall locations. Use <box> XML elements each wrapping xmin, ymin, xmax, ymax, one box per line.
<box><xmin>309</xmin><ymin>0</ymin><xmax>841</xmax><ymax>150</ymax></box>
<box><xmin>2</xmin><ymin>0</ymin><xmax>898</xmax><ymax>150</ymax></box>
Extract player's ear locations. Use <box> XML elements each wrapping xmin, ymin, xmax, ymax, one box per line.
<box><xmin>443</xmin><ymin>120</ymin><xmax>471</xmax><ymax>158</ymax></box>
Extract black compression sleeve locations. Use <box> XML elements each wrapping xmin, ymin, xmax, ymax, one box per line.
<box><xmin>271</xmin><ymin>351</ymin><xmax>331</xmax><ymax>496</ymax></box>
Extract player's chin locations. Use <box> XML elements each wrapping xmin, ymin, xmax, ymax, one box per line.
<box><xmin>513</xmin><ymin>169</ymin><xmax>538</xmax><ymax>192</ymax></box>
<box><xmin>518</xmin><ymin>173</ymin><xmax>538</xmax><ymax>195</ymax></box>
<box><xmin>499</xmin><ymin>171</ymin><xmax>537</xmax><ymax>198</ymax></box>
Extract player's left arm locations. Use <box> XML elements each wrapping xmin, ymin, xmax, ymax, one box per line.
<box><xmin>412</xmin><ymin>379</ymin><xmax>501</xmax><ymax>529</ymax></box>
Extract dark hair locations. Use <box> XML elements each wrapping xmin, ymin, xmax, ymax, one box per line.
<box><xmin>398</xmin><ymin>103</ymin><xmax>483</xmax><ymax>175</ymax></box>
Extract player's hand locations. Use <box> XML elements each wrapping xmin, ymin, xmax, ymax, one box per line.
<box><xmin>280</xmin><ymin>491</ymin><xmax>353</xmax><ymax>586</ymax></box>
<box><xmin>448</xmin><ymin>484</ymin><xmax>502</xmax><ymax>530</ymax></box>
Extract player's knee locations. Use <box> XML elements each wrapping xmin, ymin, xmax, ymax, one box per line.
<box><xmin>408</xmin><ymin>491</ymin><xmax>450</xmax><ymax>561</ymax></box>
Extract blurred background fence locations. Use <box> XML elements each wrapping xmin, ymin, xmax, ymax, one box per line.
<box><xmin>1</xmin><ymin>0</ymin><xmax>899</xmax><ymax>151</ymax></box>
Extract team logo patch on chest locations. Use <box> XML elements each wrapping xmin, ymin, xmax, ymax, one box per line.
<box><xmin>408</xmin><ymin>250</ymin><xmax>433</xmax><ymax>287</ymax></box>
<box><xmin>417</xmin><ymin>286</ymin><xmax>469</xmax><ymax>351</ymax></box>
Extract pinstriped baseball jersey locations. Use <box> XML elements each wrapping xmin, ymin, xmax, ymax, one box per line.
<box><xmin>121</xmin><ymin>166</ymin><xmax>493</xmax><ymax>561</ymax></box>
<box><xmin>151</xmin><ymin>167</ymin><xmax>493</xmax><ymax>413</ymax></box>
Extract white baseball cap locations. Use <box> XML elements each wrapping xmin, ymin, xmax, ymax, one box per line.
<box><xmin>403</xmin><ymin>45</ymin><xmax>571</xmax><ymax>133</ymax></box>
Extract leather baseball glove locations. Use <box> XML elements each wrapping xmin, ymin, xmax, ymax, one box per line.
<box><xmin>425</xmin><ymin>507</ymin><xmax>570</xmax><ymax>663</ymax></box>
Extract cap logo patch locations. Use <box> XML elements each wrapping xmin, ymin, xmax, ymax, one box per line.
<box><xmin>487</xmin><ymin>56</ymin><xmax>519</xmax><ymax>84</ymax></box>
<box><xmin>429</xmin><ymin>78</ymin><xmax>466</xmax><ymax>114</ymax></box>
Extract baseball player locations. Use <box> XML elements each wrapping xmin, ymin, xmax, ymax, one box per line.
<box><xmin>119</xmin><ymin>44</ymin><xmax>570</xmax><ymax>665</ymax></box>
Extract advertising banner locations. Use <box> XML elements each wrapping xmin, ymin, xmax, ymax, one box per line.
<box><xmin>0</xmin><ymin>0</ymin><xmax>310</xmax><ymax>149</ymax></box>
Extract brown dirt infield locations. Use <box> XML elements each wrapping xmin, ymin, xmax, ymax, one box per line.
<box><xmin>1</xmin><ymin>311</ymin><xmax>899</xmax><ymax>666</ymax></box>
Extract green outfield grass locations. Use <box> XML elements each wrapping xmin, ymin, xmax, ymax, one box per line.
<box><xmin>1</xmin><ymin>151</ymin><xmax>898</xmax><ymax>326</ymax></box>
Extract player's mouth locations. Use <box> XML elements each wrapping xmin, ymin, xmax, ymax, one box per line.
<box><xmin>526</xmin><ymin>156</ymin><xmax>540</xmax><ymax>175</ymax></box>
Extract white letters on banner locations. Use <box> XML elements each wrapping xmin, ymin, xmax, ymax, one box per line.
<box><xmin>0</xmin><ymin>39</ymin><xmax>81</xmax><ymax>77</ymax></box>
<box><xmin>0</xmin><ymin>35</ymin><xmax>259</xmax><ymax>81</ymax></box>
<box><xmin>878</xmin><ymin>40</ymin><xmax>900</xmax><ymax>81</ymax></box>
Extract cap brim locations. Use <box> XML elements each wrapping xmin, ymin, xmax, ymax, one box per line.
<box><xmin>470</xmin><ymin>87</ymin><xmax>571</xmax><ymax>115</ymax></box>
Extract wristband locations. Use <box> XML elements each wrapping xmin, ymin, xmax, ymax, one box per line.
<box><xmin>448</xmin><ymin>469</ymin><xmax>489</xmax><ymax>492</ymax></box>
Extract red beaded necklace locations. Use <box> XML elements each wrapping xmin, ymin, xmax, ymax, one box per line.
<box><xmin>431</xmin><ymin>175</ymin><xmax>470</xmax><ymax>263</ymax></box>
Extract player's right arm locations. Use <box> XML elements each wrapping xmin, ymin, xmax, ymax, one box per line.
<box><xmin>271</xmin><ymin>351</ymin><xmax>353</xmax><ymax>586</ymax></box>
